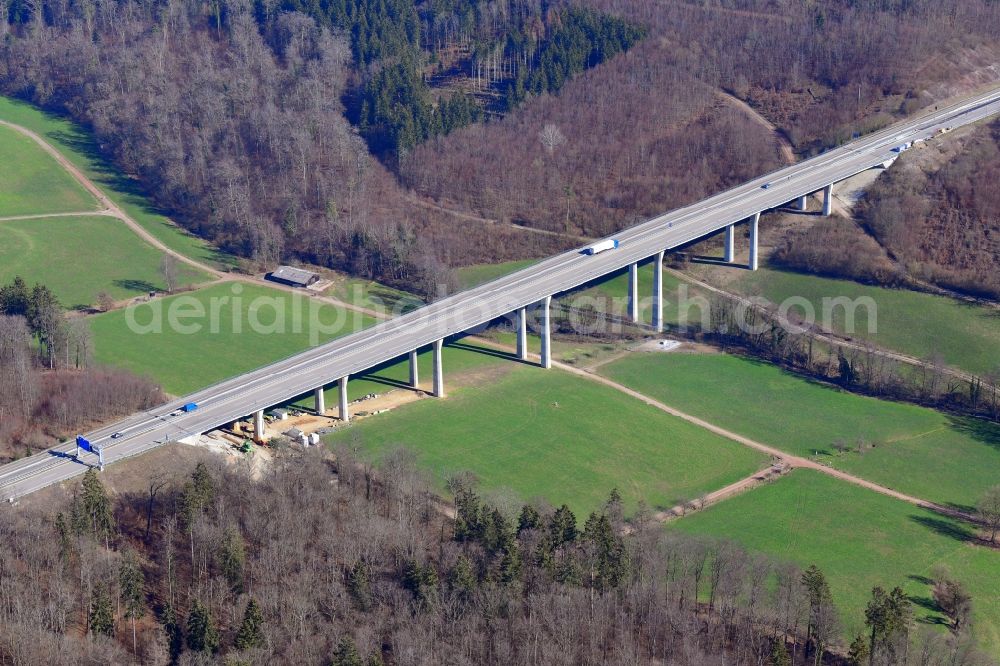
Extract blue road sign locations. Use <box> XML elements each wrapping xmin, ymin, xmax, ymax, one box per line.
<box><xmin>76</xmin><ymin>435</ymin><xmax>93</xmax><ymax>453</ymax></box>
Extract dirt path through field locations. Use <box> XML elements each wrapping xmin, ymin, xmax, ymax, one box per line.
<box><xmin>0</xmin><ymin>210</ymin><xmax>113</xmax><ymax>222</ymax></box>
<box><xmin>562</xmin><ymin>360</ymin><xmax>973</xmax><ymax>520</ymax></box>
<box><xmin>0</xmin><ymin>118</ymin><xmax>386</xmax><ymax>319</ymax></box>
<box><xmin>469</xmin><ymin>335</ymin><xmax>973</xmax><ymax>522</ymax></box>
<box><xmin>648</xmin><ymin>471</ymin><xmax>774</xmax><ymax>523</ymax></box>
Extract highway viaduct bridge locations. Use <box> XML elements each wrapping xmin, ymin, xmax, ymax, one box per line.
<box><xmin>3</xmin><ymin>87</ymin><xmax>1000</xmax><ymax>500</ymax></box>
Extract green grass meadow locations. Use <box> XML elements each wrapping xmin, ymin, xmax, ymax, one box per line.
<box><xmin>0</xmin><ymin>124</ymin><xmax>96</xmax><ymax>216</ymax></box>
<box><xmin>326</xmin><ymin>366</ymin><xmax>768</xmax><ymax>516</ymax></box>
<box><xmin>0</xmin><ymin>215</ymin><xmax>207</xmax><ymax>308</ymax></box>
<box><xmin>90</xmin><ymin>282</ymin><xmax>376</xmax><ymax>395</ymax></box>
<box><xmin>0</xmin><ymin>96</ymin><xmax>233</xmax><ymax>270</ymax></box>
<box><xmin>456</xmin><ymin>259</ymin><xmax>538</xmax><ymax>290</ymax></box>
<box><xmin>601</xmin><ymin>352</ymin><xmax>1000</xmax><ymax>510</ymax></box>
<box><xmin>731</xmin><ymin>266</ymin><xmax>1000</xmax><ymax>376</ymax></box>
<box><xmin>673</xmin><ymin>470</ymin><xmax>1000</xmax><ymax>653</ymax></box>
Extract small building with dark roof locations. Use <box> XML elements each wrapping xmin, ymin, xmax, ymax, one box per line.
<box><xmin>267</xmin><ymin>265</ymin><xmax>320</xmax><ymax>288</ymax></box>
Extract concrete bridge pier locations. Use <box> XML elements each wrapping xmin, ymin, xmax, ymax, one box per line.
<box><xmin>797</xmin><ymin>194</ymin><xmax>808</xmax><ymax>211</ymax></box>
<box><xmin>540</xmin><ymin>296</ymin><xmax>552</xmax><ymax>369</ymax></box>
<box><xmin>314</xmin><ymin>386</ymin><xmax>325</xmax><ymax>415</ymax></box>
<box><xmin>628</xmin><ymin>263</ymin><xmax>639</xmax><ymax>321</ymax></box>
<box><xmin>823</xmin><ymin>184</ymin><xmax>834</xmax><ymax>216</ymax></box>
<box><xmin>253</xmin><ymin>410</ymin><xmax>265</xmax><ymax>442</ymax></box>
<box><xmin>652</xmin><ymin>250</ymin><xmax>665</xmax><ymax>332</ymax></box>
<box><xmin>409</xmin><ymin>350</ymin><xmax>419</xmax><ymax>389</ymax></box>
<box><xmin>516</xmin><ymin>307</ymin><xmax>528</xmax><ymax>361</ymax></box>
<box><xmin>433</xmin><ymin>339</ymin><xmax>445</xmax><ymax>396</ymax></box>
<box><xmin>724</xmin><ymin>224</ymin><xmax>735</xmax><ymax>263</ymax></box>
<box><xmin>338</xmin><ymin>376</ymin><xmax>349</xmax><ymax>422</ymax></box>
<box><xmin>749</xmin><ymin>212</ymin><xmax>760</xmax><ymax>271</ymax></box>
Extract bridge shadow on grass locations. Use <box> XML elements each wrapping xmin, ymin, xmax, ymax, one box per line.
<box><xmin>772</xmin><ymin>206</ymin><xmax>825</xmax><ymax>217</ymax></box>
<box><xmin>354</xmin><ymin>338</ymin><xmax>528</xmax><ymax>389</ymax></box>
<box><xmin>355</xmin><ymin>373</ymin><xmax>416</xmax><ymax>392</ymax></box>
<box><xmin>688</xmin><ymin>255</ymin><xmax>751</xmax><ymax>269</ymax></box>
<box><xmin>447</xmin><ymin>338</ymin><xmax>527</xmax><ymax>364</ymax></box>
<box><xmin>909</xmin><ymin>514</ymin><xmax>976</xmax><ymax>544</ymax></box>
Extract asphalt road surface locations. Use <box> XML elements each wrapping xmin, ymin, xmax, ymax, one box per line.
<box><xmin>3</xmin><ymin>87</ymin><xmax>999</xmax><ymax>501</ymax></box>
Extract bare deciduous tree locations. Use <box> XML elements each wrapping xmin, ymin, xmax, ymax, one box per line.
<box><xmin>159</xmin><ymin>254</ymin><xmax>179</xmax><ymax>293</ymax></box>
<box><xmin>538</xmin><ymin>123</ymin><xmax>566</xmax><ymax>156</ymax></box>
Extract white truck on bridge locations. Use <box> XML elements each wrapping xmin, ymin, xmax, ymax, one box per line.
<box><xmin>583</xmin><ymin>239</ymin><xmax>620</xmax><ymax>255</ymax></box>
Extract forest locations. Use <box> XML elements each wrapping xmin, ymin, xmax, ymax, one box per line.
<box><xmin>398</xmin><ymin>0</ymin><xmax>1000</xmax><ymax>239</ymax></box>
<box><xmin>0</xmin><ymin>278</ymin><xmax>164</xmax><ymax>461</ymax></box>
<box><xmin>4</xmin><ymin>0</ymin><xmax>998</xmax><ymax>286</ymax></box>
<box><xmin>774</xmin><ymin>116</ymin><xmax>1000</xmax><ymax>300</ymax></box>
<box><xmin>858</xmin><ymin>118</ymin><xmax>1000</xmax><ymax>300</ymax></box>
<box><xmin>355</xmin><ymin>6</ymin><xmax>643</xmax><ymax>155</ymax></box>
<box><xmin>0</xmin><ymin>447</ymin><xmax>991</xmax><ymax>665</ymax></box>
<box><xmin>771</xmin><ymin>217</ymin><xmax>905</xmax><ymax>287</ymax></box>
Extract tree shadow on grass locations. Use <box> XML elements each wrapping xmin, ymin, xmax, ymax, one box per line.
<box><xmin>909</xmin><ymin>595</ymin><xmax>949</xmax><ymax>625</ymax></box>
<box><xmin>945</xmin><ymin>414</ymin><xmax>1000</xmax><ymax>453</ymax></box>
<box><xmin>909</xmin><ymin>514</ymin><xmax>976</xmax><ymax>544</ymax></box>
<box><xmin>941</xmin><ymin>501</ymin><xmax>978</xmax><ymax>515</ymax></box>
<box><xmin>114</xmin><ymin>279</ymin><xmax>158</xmax><ymax>293</ymax></box>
